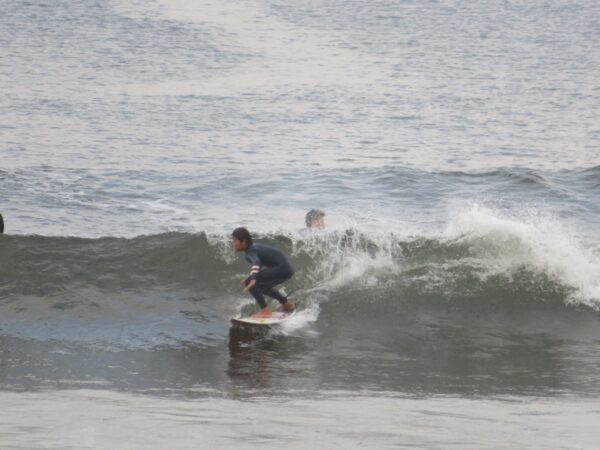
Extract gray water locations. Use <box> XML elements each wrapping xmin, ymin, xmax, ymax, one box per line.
<box><xmin>1</xmin><ymin>0</ymin><xmax>600</xmax><ymax>448</ymax></box>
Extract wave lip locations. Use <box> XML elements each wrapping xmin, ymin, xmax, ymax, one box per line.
<box><xmin>442</xmin><ymin>206</ymin><xmax>600</xmax><ymax>307</ymax></box>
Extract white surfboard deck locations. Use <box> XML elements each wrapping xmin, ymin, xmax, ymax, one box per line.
<box><xmin>230</xmin><ymin>310</ymin><xmax>296</xmax><ymax>327</ymax></box>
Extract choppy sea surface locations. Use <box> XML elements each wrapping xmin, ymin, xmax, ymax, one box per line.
<box><xmin>1</xmin><ymin>0</ymin><xmax>599</xmax><ymax>448</ymax></box>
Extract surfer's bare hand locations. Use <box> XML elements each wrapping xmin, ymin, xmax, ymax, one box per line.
<box><xmin>243</xmin><ymin>278</ymin><xmax>256</xmax><ymax>293</ymax></box>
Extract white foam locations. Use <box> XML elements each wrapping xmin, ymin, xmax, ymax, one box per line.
<box><xmin>445</xmin><ymin>204</ymin><xmax>600</xmax><ymax>307</ymax></box>
<box><xmin>291</xmin><ymin>229</ymin><xmax>400</xmax><ymax>292</ymax></box>
<box><xmin>280</xmin><ymin>302</ymin><xmax>320</xmax><ymax>335</ymax></box>
<box><xmin>325</xmin><ymin>249</ymin><xmax>394</xmax><ymax>289</ymax></box>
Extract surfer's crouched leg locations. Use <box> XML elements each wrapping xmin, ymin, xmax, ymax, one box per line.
<box><xmin>255</xmin><ymin>267</ymin><xmax>293</xmax><ymax>303</ymax></box>
<box><xmin>247</xmin><ymin>285</ymin><xmax>272</xmax><ymax>318</ymax></box>
<box><xmin>262</xmin><ymin>286</ymin><xmax>288</xmax><ymax>304</ymax></box>
<box><xmin>248</xmin><ymin>266</ymin><xmax>294</xmax><ymax>315</ymax></box>
<box><xmin>260</xmin><ymin>286</ymin><xmax>295</xmax><ymax>311</ymax></box>
<box><xmin>247</xmin><ymin>283</ymin><xmax>268</xmax><ymax>309</ymax></box>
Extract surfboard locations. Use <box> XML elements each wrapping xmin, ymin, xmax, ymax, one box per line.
<box><xmin>230</xmin><ymin>310</ymin><xmax>296</xmax><ymax>327</ymax></box>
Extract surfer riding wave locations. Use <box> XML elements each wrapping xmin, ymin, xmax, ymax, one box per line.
<box><xmin>232</xmin><ymin>227</ymin><xmax>296</xmax><ymax>318</ymax></box>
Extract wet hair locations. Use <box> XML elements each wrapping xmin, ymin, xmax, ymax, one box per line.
<box><xmin>305</xmin><ymin>209</ymin><xmax>325</xmax><ymax>227</ymax></box>
<box><xmin>232</xmin><ymin>227</ymin><xmax>252</xmax><ymax>245</ymax></box>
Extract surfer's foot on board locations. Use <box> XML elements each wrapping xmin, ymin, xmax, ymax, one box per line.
<box><xmin>251</xmin><ymin>307</ymin><xmax>272</xmax><ymax>319</ymax></box>
<box><xmin>278</xmin><ymin>299</ymin><xmax>295</xmax><ymax>312</ymax></box>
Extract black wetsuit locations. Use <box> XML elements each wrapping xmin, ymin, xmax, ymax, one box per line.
<box><xmin>244</xmin><ymin>243</ymin><xmax>294</xmax><ymax>309</ymax></box>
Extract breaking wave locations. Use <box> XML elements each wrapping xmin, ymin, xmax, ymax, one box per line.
<box><xmin>1</xmin><ymin>207</ymin><xmax>599</xmax><ymax>315</ymax></box>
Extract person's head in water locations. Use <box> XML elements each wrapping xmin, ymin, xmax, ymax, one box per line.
<box><xmin>0</xmin><ymin>214</ymin><xmax>4</xmax><ymax>234</ymax></box>
<box><xmin>232</xmin><ymin>227</ymin><xmax>252</xmax><ymax>252</ymax></box>
<box><xmin>305</xmin><ymin>209</ymin><xmax>325</xmax><ymax>229</ymax></box>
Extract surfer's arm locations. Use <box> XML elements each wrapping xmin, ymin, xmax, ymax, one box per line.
<box><xmin>243</xmin><ymin>251</ymin><xmax>262</xmax><ymax>284</ymax></box>
<box><xmin>242</xmin><ymin>259</ymin><xmax>259</xmax><ymax>293</ymax></box>
<box><xmin>242</xmin><ymin>277</ymin><xmax>256</xmax><ymax>293</ymax></box>
<box><xmin>243</xmin><ymin>266</ymin><xmax>260</xmax><ymax>285</ymax></box>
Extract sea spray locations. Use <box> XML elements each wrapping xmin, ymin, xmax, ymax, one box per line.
<box><xmin>444</xmin><ymin>205</ymin><xmax>600</xmax><ymax>308</ymax></box>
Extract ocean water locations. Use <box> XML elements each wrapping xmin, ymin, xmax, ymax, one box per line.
<box><xmin>1</xmin><ymin>0</ymin><xmax>599</xmax><ymax>448</ymax></box>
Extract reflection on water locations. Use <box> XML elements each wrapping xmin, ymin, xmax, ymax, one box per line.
<box><xmin>226</xmin><ymin>326</ymin><xmax>316</xmax><ymax>396</ymax></box>
<box><xmin>227</xmin><ymin>329</ymin><xmax>280</xmax><ymax>390</ymax></box>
